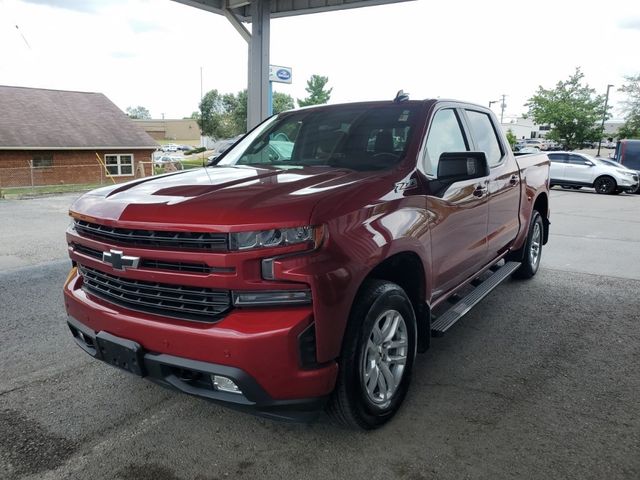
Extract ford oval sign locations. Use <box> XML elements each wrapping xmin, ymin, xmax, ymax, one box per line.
<box><xmin>276</xmin><ymin>69</ymin><xmax>291</xmax><ymax>81</ymax></box>
<box><xmin>269</xmin><ymin>65</ymin><xmax>292</xmax><ymax>84</ymax></box>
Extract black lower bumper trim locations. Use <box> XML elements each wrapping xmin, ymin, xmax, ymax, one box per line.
<box><xmin>67</xmin><ymin>316</ymin><xmax>327</xmax><ymax>422</ymax></box>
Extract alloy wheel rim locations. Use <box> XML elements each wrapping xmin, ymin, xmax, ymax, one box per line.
<box><xmin>530</xmin><ymin>222</ymin><xmax>542</xmax><ymax>267</ymax></box>
<box><xmin>361</xmin><ymin>309</ymin><xmax>408</xmax><ymax>408</ymax></box>
<box><xmin>597</xmin><ymin>179</ymin><xmax>612</xmax><ymax>193</ymax></box>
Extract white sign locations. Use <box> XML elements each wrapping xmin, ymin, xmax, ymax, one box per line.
<box><xmin>269</xmin><ymin>65</ymin><xmax>292</xmax><ymax>84</ymax></box>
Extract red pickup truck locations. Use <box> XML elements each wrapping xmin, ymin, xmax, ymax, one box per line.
<box><xmin>64</xmin><ymin>97</ymin><xmax>550</xmax><ymax>429</ymax></box>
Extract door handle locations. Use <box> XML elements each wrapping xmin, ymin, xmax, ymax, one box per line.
<box><xmin>509</xmin><ymin>174</ymin><xmax>519</xmax><ymax>186</ymax></box>
<box><xmin>473</xmin><ymin>185</ymin><xmax>487</xmax><ymax>197</ymax></box>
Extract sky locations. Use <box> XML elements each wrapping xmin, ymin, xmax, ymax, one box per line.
<box><xmin>1</xmin><ymin>0</ymin><xmax>639</xmax><ymax>122</ymax></box>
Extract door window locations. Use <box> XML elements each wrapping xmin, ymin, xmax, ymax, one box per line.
<box><xmin>623</xmin><ymin>141</ymin><xmax>640</xmax><ymax>170</ymax></box>
<box><xmin>465</xmin><ymin>110</ymin><xmax>504</xmax><ymax>167</ymax></box>
<box><xmin>548</xmin><ymin>153</ymin><xmax>567</xmax><ymax>163</ymax></box>
<box><xmin>567</xmin><ymin>155</ymin><xmax>591</xmax><ymax>165</ymax></box>
<box><xmin>424</xmin><ymin>109</ymin><xmax>468</xmax><ymax>176</ymax></box>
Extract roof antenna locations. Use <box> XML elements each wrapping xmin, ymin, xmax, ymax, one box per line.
<box><xmin>394</xmin><ymin>90</ymin><xmax>409</xmax><ymax>103</ymax></box>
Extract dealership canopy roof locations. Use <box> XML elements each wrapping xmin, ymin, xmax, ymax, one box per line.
<box><xmin>175</xmin><ymin>0</ymin><xmax>411</xmax><ymax>22</ymax></box>
<box><xmin>173</xmin><ymin>0</ymin><xmax>411</xmax><ymax>130</ymax></box>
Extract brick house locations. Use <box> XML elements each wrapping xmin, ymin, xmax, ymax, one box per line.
<box><xmin>0</xmin><ymin>86</ymin><xmax>158</xmax><ymax>188</ymax></box>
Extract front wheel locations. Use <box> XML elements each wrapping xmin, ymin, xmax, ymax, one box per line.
<box><xmin>327</xmin><ymin>280</ymin><xmax>416</xmax><ymax>430</ymax></box>
<box><xmin>513</xmin><ymin>211</ymin><xmax>544</xmax><ymax>279</ymax></box>
<box><xmin>593</xmin><ymin>176</ymin><xmax>617</xmax><ymax>195</ymax></box>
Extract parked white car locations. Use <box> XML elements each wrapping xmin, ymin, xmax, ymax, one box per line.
<box><xmin>161</xmin><ymin>143</ymin><xmax>179</xmax><ymax>152</ymax></box>
<box><xmin>548</xmin><ymin>151</ymin><xmax>639</xmax><ymax>194</ymax></box>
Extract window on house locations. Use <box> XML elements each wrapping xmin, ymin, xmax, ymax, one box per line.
<box><xmin>32</xmin><ymin>154</ymin><xmax>53</xmax><ymax>168</ymax></box>
<box><xmin>104</xmin><ymin>154</ymin><xmax>134</xmax><ymax>176</ymax></box>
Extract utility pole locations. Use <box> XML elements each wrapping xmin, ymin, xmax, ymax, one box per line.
<box><xmin>597</xmin><ymin>84</ymin><xmax>614</xmax><ymax>157</ymax></box>
<box><xmin>500</xmin><ymin>94</ymin><xmax>507</xmax><ymax>124</ymax></box>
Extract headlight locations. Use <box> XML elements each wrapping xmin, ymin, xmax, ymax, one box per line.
<box><xmin>229</xmin><ymin>226</ymin><xmax>319</xmax><ymax>251</ymax></box>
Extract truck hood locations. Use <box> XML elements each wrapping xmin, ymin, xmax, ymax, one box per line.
<box><xmin>70</xmin><ymin>166</ymin><xmax>366</xmax><ymax>230</ymax></box>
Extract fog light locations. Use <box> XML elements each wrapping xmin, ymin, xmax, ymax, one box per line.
<box><xmin>211</xmin><ymin>375</ymin><xmax>242</xmax><ymax>394</ymax></box>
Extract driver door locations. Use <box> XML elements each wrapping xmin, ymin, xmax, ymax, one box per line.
<box><xmin>425</xmin><ymin>108</ymin><xmax>490</xmax><ymax>300</ymax></box>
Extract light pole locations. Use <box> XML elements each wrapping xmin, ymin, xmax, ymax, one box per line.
<box><xmin>597</xmin><ymin>84</ymin><xmax>614</xmax><ymax>157</ymax></box>
<box><xmin>489</xmin><ymin>100</ymin><xmax>499</xmax><ymax>108</ymax></box>
<box><xmin>500</xmin><ymin>94</ymin><xmax>507</xmax><ymax>124</ymax></box>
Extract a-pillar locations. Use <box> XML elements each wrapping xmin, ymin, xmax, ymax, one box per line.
<box><xmin>247</xmin><ymin>0</ymin><xmax>270</xmax><ymax>130</ymax></box>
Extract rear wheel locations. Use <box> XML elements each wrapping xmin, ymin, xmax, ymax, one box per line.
<box><xmin>593</xmin><ymin>176</ymin><xmax>617</xmax><ymax>195</ymax></box>
<box><xmin>513</xmin><ymin>211</ymin><xmax>544</xmax><ymax>279</ymax></box>
<box><xmin>327</xmin><ymin>280</ymin><xmax>416</xmax><ymax>430</ymax></box>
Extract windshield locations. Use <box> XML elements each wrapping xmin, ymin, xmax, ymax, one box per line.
<box><xmin>218</xmin><ymin>104</ymin><xmax>420</xmax><ymax>171</ymax></box>
<box><xmin>596</xmin><ymin>157</ymin><xmax>627</xmax><ymax>169</ymax></box>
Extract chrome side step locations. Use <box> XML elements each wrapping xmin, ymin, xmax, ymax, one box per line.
<box><xmin>431</xmin><ymin>261</ymin><xmax>521</xmax><ymax>336</ymax></box>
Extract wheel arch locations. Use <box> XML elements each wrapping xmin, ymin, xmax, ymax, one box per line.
<box><xmin>532</xmin><ymin>192</ymin><xmax>550</xmax><ymax>244</ymax></box>
<box><xmin>362</xmin><ymin>251</ymin><xmax>430</xmax><ymax>352</ymax></box>
<box><xmin>593</xmin><ymin>174</ymin><xmax>617</xmax><ymax>191</ymax></box>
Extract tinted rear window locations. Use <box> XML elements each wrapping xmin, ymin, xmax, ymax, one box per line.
<box><xmin>623</xmin><ymin>141</ymin><xmax>640</xmax><ymax>170</ymax></box>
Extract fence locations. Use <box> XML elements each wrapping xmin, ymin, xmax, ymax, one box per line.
<box><xmin>0</xmin><ymin>160</ymin><xmax>187</xmax><ymax>196</ymax></box>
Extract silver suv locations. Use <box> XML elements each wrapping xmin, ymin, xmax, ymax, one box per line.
<box><xmin>548</xmin><ymin>152</ymin><xmax>639</xmax><ymax>194</ymax></box>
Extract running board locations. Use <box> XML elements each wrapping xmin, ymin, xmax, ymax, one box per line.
<box><xmin>431</xmin><ymin>261</ymin><xmax>521</xmax><ymax>336</ymax></box>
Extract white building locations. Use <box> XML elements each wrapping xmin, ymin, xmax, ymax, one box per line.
<box><xmin>500</xmin><ymin>117</ymin><xmax>549</xmax><ymax>140</ymax></box>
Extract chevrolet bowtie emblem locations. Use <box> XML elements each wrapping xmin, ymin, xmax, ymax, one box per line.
<box><xmin>102</xmin><ymin>249</ymin><xmax>140</xmax><ymax>271</ymax></box>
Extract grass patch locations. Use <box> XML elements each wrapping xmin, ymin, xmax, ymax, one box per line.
<box><xmin>1</xmin><ymin>183</ymin><xmax>104</xmax><ymax>199</ymax></box>
<box><xmin>181</xmin><ymin>158</ymin><xmax>207</xmax><ymax>169</ymax></box>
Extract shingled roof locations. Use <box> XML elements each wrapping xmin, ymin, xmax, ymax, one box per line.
<box><xmin>0</xmin><ymin>86</ymin><xmax>158</xmax><ymax>150</ymax></box>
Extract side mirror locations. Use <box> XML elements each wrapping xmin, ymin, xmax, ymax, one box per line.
<box><xmin>437</xmin><ymin>152</ymin><xmax>490</xmax><ymax>182</ymax></box>
<box><xmin>585</xmin><ymin>160</ymin><xmax>595</xmax><ymax>167</ymax></box>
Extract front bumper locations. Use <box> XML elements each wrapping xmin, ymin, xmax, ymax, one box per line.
<box><xmin>620</xmin><ymin>182</ymin><xmax>639</xmax><ymax>193</ymax></box>
<box><xmin>64</xmin><ymin>272</ymin><xmax>338</xmax><ymax>422</ymax></box>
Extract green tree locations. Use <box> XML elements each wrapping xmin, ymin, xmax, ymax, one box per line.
<box><xmin>297</xmin><ymin>75</ymin><xmax>332</xmax><ymax>107</ymax></box>
<box><xmin>617</xmin><ymin>74</ymin><xmax>640</xmax><ymax>139</ymax></box>
<box><xmin>505</xmin><ymin>129</ymin><xmax>517</xmax><ymax>150</ymax></box>
<box><xmin>198</xmin><ymin>89</ymin><xmax>233</xmax><ymax>139</ymax></box>
<box><xmin>198</xmin><ymin>89</ymin><xmax>296</xmax><ymax>139</ymax></box>
<box><xmin>126</xmin><ymin>105</ymin><xmax>151</xmax><ymax>119</ymax></box>
<box><xmin>273</xmin><ymin>91</ymin><xmax>295</xmax><ymax>113</ymax></box>
<box><xmin>525</xmin><ymin>68</ymin><xmax>606</xmax><ymax>150</ymax></box>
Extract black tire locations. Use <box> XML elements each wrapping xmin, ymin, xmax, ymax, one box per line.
<box><xmin>512</xmin><ymin>211</ymin><xmax>544</xmax><ymax>280</ymax></box>
<box><xmin>326</xmin><ymin>280</ymin><xmax>417</xmax><ymax>430</ymax></box>
<box><xmin>593</xmin><ymin>176</ymin><xmax>617</xmax><ymax>195</ymax></box>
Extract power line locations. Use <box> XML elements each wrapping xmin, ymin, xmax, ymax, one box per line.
<box><xmin>15</xmin><ymin>25</ymin><xmax>31</xmax><ymax>50</ymax></box>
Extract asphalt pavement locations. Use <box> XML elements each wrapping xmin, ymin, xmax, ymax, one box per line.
<box><xmin>0</xmin><ymin>189</ymin><xmax>639</xmax><ymax>480</ymax></box>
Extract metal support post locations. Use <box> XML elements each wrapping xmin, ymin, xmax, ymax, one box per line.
<box><xmin>247</xmin><ymin>0</ymin><xmax>270</xmax><ymax>130</ymax></box>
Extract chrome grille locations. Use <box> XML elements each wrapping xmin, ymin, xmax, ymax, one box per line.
<box><xmin>74</xmin><ymin>220</ymin><xmax>228</xmax><ymax>251</ymax></box>
<box><xmin>71</xmin><ymin>243</ymin><xmax>232</xmax><ymax>275</ymax></box>
<box><xmin>79</xmin><ymin>265</ymin><xmax>231</xmax><ymax>322</ymax></box>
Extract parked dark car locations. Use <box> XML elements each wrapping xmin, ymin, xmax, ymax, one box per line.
<box><xmin>611</xmin><ymin>139</ymin><xmax>640</xmax><ymax>194</ymax></box>
<box><xmin>206</xmin><ymin>136</ymin><xmax>243</xmax><ymax>166</ymax></box>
